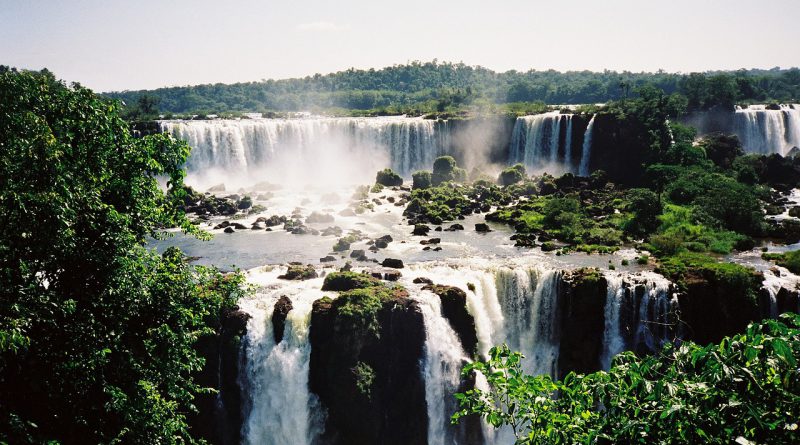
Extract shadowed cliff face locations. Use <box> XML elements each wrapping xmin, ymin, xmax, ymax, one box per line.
<box><xmin>308</xmin><ymin>290</ymin><xmax>428</xmax><ymax>445</ymax></box>
<box><xmin>557</xmin><ymin>268</ymin><xmax>607</xmax><ymax>377</ymax></box>
<box><xmin>191</xmin><ymin>306</ymin><xmax>249</xmax><ymax>445</ymax></box>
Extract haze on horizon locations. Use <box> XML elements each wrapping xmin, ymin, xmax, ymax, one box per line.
<box><xmin>2</xmin><ymin>0</ymin><xmax>799</xmax><ymax>92</ymax></box>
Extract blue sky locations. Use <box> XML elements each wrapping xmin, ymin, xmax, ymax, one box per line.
<box><xmin>1</xmin><ymin>0</ymin><xmax>798</xmax><ymax>92</ymax></box>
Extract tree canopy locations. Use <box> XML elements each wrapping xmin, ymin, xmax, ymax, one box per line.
<box><xmin>0</xmin><ymin>67</ymin><xmax>243</xmax><ymax>444</ymax></box>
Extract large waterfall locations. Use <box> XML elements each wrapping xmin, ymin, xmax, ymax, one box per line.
<box><xmin>578</xmin><ymin>115</ymin><xmax>595</xmax><ymax>177</ymax></box>
<box><xmin>733</xmin><ymin>104</ymin><xmax>800</xmax><ymax>155</ymax></box>
<box><xmin>236</xmin><ymin>261</ymin><xmax>682</xmax><ymax>445</ymax></box>
<box><xmin>509</xmin><ymin>113</ymin><xmax>595</xmax><ymax>176</ymax></box>
<box><xmin>161</xmin><ymin>117</ymin><xmax>447</xmax><ymax>188</ymax></box>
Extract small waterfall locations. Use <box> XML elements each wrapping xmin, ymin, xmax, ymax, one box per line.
<box><xmin>495</xmin><ymin>268</ymin><xmax>561</xmax><ymax>376</ymax></box>
<box><xmin>563</xmin><ymin>116</ymin><xmax>573</xmax><ymax>165</ymax></box>
<box><xmin>733</xmin><ymin>104</ymin><xmax>800</xmax><ymax>155</ymax></box>
<box><xmin>161</xmin><ymin>116</ymin><xmax>445</xmax><ymax>188</ymax></box>
<box><xmin>509</xmin><ymin>112</ymin><xmax>575</xmax><ymax>173</ymax></box>
<box><xmin>632</xmin><ymin>273</ymin><xmax>678</xmax><ymax>353</ymax></box>
<box><xmin>600</xmin><ymin>275</ymin><xmax>625</xmax><ymax>370</ymax></box>
<box><xmin>239</xmin><ymin>270</ymin><xmax>326</xmax><ymax>445</ymax></box>
<box><xmin>578</xmin><ymin>115</ymin><xmax>595</xmax><ymax>177</ymax></box>
<box><xmin>413</xmin><ymin>289</ymin><xmax>471</xmax><ymax>445</ymax></box>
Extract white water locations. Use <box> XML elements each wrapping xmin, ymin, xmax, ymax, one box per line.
<box><xmin>600</xmin><ymin>275</ymin><xmax>625</xmax><ymax>370</ymax></box>
<box><xmin>633</xmin><ymin>272</ymin><xmax>678</xmax><ymax>353</ymax></box>
<box><xmin>161</xmin><ymin>116</ymin><xmax>446</xmax><ymax>188</ymax></box>
<box><xmin>413</xmin><ymin>288</ymin><xmax>471</xmax><ymax>445</ymax></box>
<box><xmin>733</xmin><ymin>104</ymin><xmax>800</xmax><ymax>155</ymax></box>
<box><xmin>578</xmin><ymin>115</ymin><xmax>595</xmax><ymax>177</ymax></box>
<box><xmin>509</xmin><ymin>113</ymin><xmax>595</xmax><ymax>177</ymax></box>
<box><xmin>239</xmin><ymin>268</ymin><xmax>328</xmax><ymax>445</ymax></box>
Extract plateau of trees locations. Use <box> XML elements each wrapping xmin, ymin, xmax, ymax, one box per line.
<box><xmin>102</xmin><ymin>61</ymin><xmax>800</xmax><ymax>118</ymax></box>
<box><xmin>0</xmin><ymin>67</ymin><xmax>244</xmax><ymax>443</ymax></box>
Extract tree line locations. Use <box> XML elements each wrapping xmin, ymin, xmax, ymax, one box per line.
<box><xmin>101</xmin><ymin>61</ymin><xmax>800</xmax><ymax>118</ymax></box>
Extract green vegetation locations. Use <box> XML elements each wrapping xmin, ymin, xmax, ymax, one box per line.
<box><xmin>375</xmin><ymin>168</ymin><xmax>403</xmax><ymax>187</ymax></box>
<box><xmin>432</xmin><ymin>156</ymin><xmax>466</xmax><ymax>186</ymax></box>
<box><xmin>498</xmin><ymin>163</ymin><xmax>526</xmax><ymax>186</ymax></box>
<box><xmin>0</xmin><ymin>68</ymin><xmax>245</xmax><ymax>443</ymax></box>
<box><xmin>412</xmin><ymin>170</ymin><xmax>432</xmax><ymax>189</ymax></box>
<box><xmin>323</xmin><ymin>272</ymin><xmax>406</xmax><ymax>337</ymax></box>
<box><xmin>762</xmin><ymin>250</ymin><xmax>800</xmax><ymax>274</ymax></box>
<box><xmin>352</xmin><ymin>362</ymin><xmax>376</xmax><ymax>398</ymax></box>
<box><xmin>454</xmin><ymin>313</ymin><xmax>800</xmax><ymax>445</ymax></box>
<box><xmin>102</xmin><ymin>61</ymin><xmax>800</xmax><ymax>117</ymax></box>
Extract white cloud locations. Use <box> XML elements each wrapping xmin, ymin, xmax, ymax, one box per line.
<box><xmin>295</xmin><ymin>21</ymin><xmax>350</xmax><ymax>32</ymax></box>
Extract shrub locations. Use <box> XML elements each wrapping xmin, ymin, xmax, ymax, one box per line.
<box><xmin>412</xmin><ymin>170</ymin><xmax>432</xmax><ymax>189</ymax></box>
<box><xmin>432</xmin><ymin>156</ymin><xmax>458</xmax><ymax>185</ymax></box>
<box><xmin>375</xmin><ymin>168</ymin><xmax>403</xmax><ymax>187</ymax></box>
<box><xmin>498</xmin><ymin>163</ymin><xmax>526</xmax><ymax>186</ymax></box>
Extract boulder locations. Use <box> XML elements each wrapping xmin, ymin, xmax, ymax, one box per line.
<box><xmin>412</xmin><ymin>224</ymin><xmax>431</xmax><ymax>236</ymax></box>
<box><xmin>423</xmin><ymin>285</ymin><xmax>478</xmax><ymax>356</ymax></box>
<box><xmin>381</xmin><ymin>258</ymin><xmax>405</xmax><ymax>269</ymax></box>
<box><xmin>224</xmin><ymin>227</ymin><xmax>235</xmax><ymax>233</ymax></box>
<box><xmin>444</xmin><ymin>223</ymin><xmax>464</xmax><ymax>231</ymax></box>
<box><xmin>207</xmin><ymin>183</ymin><xmax>226</xmax><ymax>192</ymax></box>
<box><xmin>272</xmin><ymin>296</ymin><xmax>293</xmax><ymax>344</ymax></box>
<box><xmin>412</xmin><ymin>277</ymin><xmax>433</xmax><ymax>285</ymax></box>
<box><xmin>320</xmin><ymin>255</ymin><xmax>337</xmax><ymax>263</ymax></box>
<box><xmin>278</xmin><ymin>263</ymin><xmax>318</xmax><ymax>281</ymax></box>
<box><xmin>474</xmin><ymin>223</ymin><xmax>491</xmax><ymax>232</ymax></box>
<box><xmin>307</xmin><ymin>211</ymin><xmax>335</xmax><ymax>224</ymax></box>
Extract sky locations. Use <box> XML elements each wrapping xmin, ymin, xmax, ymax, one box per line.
<box><xmin>1</xmin><ymin>0</ymin><xmax>799</xmax><ymax>92</ymax></box>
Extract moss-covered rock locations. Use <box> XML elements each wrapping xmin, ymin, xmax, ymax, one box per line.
<box><xmin>278</xmin><ymin>263</ymin><xmax>318</xmax><ymax>280</ymax></box>
<box><xmin>376</xmin><ymin>168</ymin><xmax>403</xmax><ymax>187</ymax></box>
<box><xmin>423</xmin><ymin>285</ymin><xmax>478</xmax><ymax>357</ymax></box>
<box><xmin>498</xmin><ymin>163</ymin><xmax>526</xmax><ymax>186</ymax></box>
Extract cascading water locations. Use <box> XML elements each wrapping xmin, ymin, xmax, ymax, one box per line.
<box><xmin>578</xmin><ymin>115</ymin><xmax>595</xmax><ymax>177</ymax></box>
<box><xmin>733</xmin><ymin>104</ymin><xmax>800</xmax><ymax>155</ymax></box>
<box><xmin>509</xmin><ymin>112</ymin><xmax>573</xmax><ymax>173</ymax></box>
<box><xmin>412</xmin><ymin>288</ymin><xmax>471</xmax><ymax>445</ymax></box>
<box><xmin>494</xmin><ymin>267</ymin><xmax>561</xmax><ymax>376</ymax></box>
<box><xmin>509</xmin><ymin>113</ymin><xmax>596</xmax><ymax>176</ymax></box>
<box><xmin>161</xmin><ymin>116</ymin><xmax>446</xmax><ymax>188</ymax></box>
<box><xmin>600</xmin><ymin>275</ymin><xmax>625</xmax><ymax>370</ymax></box>
<box><xmin>239</xmin><ymin>269</ymin><xmax>327</xmax><ymax>445</ymax></box>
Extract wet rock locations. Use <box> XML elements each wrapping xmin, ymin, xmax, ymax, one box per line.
<box><xmin>307</xmin><ymin>211</ymin><xmax>335</xmax><ymax>224</ymax></box>
<box><xmin>223</xmin><ymin>227</ymin><xmax>235</xmax><ymax>233</ymax></box>
<box><xmin>251</xmin><ymin>222</ymin><xmax>265</xmax><ymax>230</ymax></box>
<box><xmin>422</xmin><ymin>284</ymin><xmax>478</xmax><ymax>356</ymax></box>
<box><xmin>444</xmin><ymin>223</ymin><xmax>464</xmax><ymax>231</ymax></box>
<box><xmin>278</xmin><ymin>263</ymin><xmax>318</xmax><ymax>280</ymax></box>
<box><xmin>231</xmin><ymin>222</ymin><xmax>248</xmax><ymax>230</ymax></box>
<box><xmin>422</xmin><ymin>246</ymin><xmax>431</xmax><ymax>251</ymax></box>
<box><xmin>434</xmin><ymin>226</ymin><xmax>442</xmax><ymax>232</ymax></box>
<box><xmin>320</xmin><ymin>255</ymin><xmax>337</xmax><ymax>263</ymax></box>
<box><xmin>207</xmin><ymin>183</ymin><xmax>226</xmax><ymax>192</ymax></box>
<box><xmin>339</xmin><ymin>208</ymin><xmax>357</xmax><ymax>217</ymax></box>
<box><xmin>381</xmin><ymin>258</ymin><xmax>404</xmax><ymax>269</ymax></box>
<box><xmin>321</xmin><ymin>226</ymin><xmax>343</xmax><ymax>237</ymax></box>
<box><xmin>420</xmin><ymin>238</ymin><xmax>441</xmax><ymax>245</ymax></box>
<box><xmin>413</xmin><ymin>277</ymin><xmax>433</xmax><ymax>285</ymax></box>
<box><xmin>265</xmin><ymin>215</ymin><xmax>287</xmax><ymax>227</ymax></box>
<box><xmin>272</xmin><ymin>296</ymin><xmax>293</xmax><ymax>344</ymax></box>
<box><xmin>377</xmin><ymin>234</ymin><xmax>393</xmax><ymax>244</ymax></box>
<box><xmin>350</xmin><ymin>250</ymin><xmax>368</xmax><ymax>261</ymax></box>
<box><xmin>432</xmin><ymin>247</ymin><xmax>442</xmax><ymax>251</ymax></box>
<box><xmin>412</xmin><ymin>224</ymin><xmax>431</xmax><ymax>236</ymax></box>
<box><xmin>383</xmin><ymin>270</ymin><xmax>402</xmax><ymax>281</ymax></box>
<box><xmin>214</xmin><ymin>221</ymin><xmax>231</xmax><ymax>230</ymax></box>
<box><xmin>474</xmin><ymin>223</ymin><xmax>491</xmax><ymax>232</ymax></box>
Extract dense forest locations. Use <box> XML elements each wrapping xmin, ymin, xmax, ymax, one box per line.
<box><xmin>104</xmin><ymin>61</ymin><xmax>800</xmax><ymax>118</ymax></box>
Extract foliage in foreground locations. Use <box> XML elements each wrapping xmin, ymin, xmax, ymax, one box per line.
<box><xmin>454</xmin><ymin>313</ymin><xmax>800</xmax><ymax>445</ymax></box>
<box><xmin>0</xmin><ymin>68</ymin><xmax>244</xmax><ymax>444</ymax></box>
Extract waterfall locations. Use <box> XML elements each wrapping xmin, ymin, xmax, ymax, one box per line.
<box><xmin>578</xmin><ymin>115</ymin><xmax>595</xmax><ymax>177</ymax></box>
<box><xmin>733</xmin><ymin>104</ymin><xmax>800</xmax><ymax>155</ymax></box>
<box><xmin>600</xmin><ymin>275</ymin><xmax>625</xmax><ymax>370</ymax></box>
<box><xmin>413</xmin><ymin>288</ymin><xmax>471</xmax><ymax>445</ymax></box>
<box><xmin>509</xmin><ymin>112</ymin><xmax>575</xmax><ymax>174</ymax></box>
<box><xmin>495</xmin><ymin>267</ymin><xmax>561</xmax><ymax>376</ymax></box>
<box><xmin>631</xmin><ymin>273</ymin><xmax>678</xmax><ymax>353</ymax></box>
<box><xmin>239</xmin><ymin>270</ymin><xmax>326</xmax><ymax>445</ymax></box>
<box><xmin>161</xmin><ymin>116</ymin><xmax>445</xmax><ymax>188</ymax></box>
